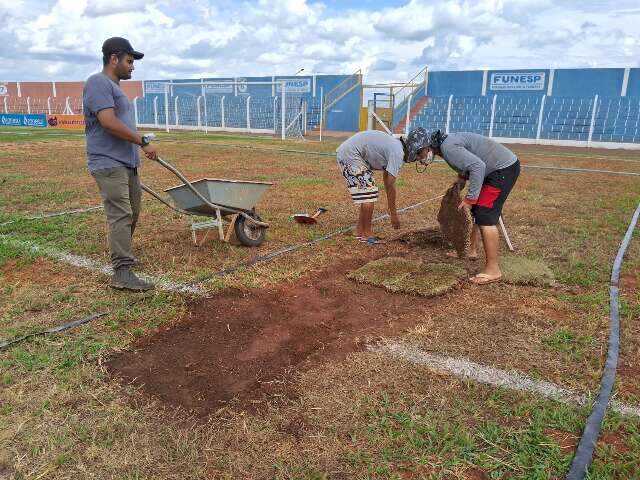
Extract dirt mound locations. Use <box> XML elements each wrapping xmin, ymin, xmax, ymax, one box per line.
<box><xmin>348</xmin><ymin>257</ymin><xmax>466</xmax><ymax>297</ymax></box>
<box><xmin>106</xmin><ymin>258</ymin><xmax>440</xmax><ymax>415</ymax></box>
<box><xmin>396</xmin><ymin>227</ymin><xmax>449</xmax><ymax>249</ymax></box>
<box><xmin>437</xmin><ymin>184</ymin><xmax>472</xmax><ymax>256</ymax></box>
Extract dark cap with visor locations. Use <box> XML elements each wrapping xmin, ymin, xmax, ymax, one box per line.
<box><xmin>102</xmin><ymin>37</ymin><xmax>144</xmax><ymax>60</ymax></box>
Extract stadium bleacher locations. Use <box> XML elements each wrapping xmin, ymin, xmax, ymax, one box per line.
<box><xmin>409</xmin><ymin>94</ymin><xmax>640</xmax><ymax>144</ymax></box>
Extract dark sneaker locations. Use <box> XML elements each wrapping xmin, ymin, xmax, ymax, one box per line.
<box><xmin>110</xmin><ymin>268</ymin><xmax>155</xmax><ymax>292</ymax></box>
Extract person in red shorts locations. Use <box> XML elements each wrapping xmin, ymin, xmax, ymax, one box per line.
<box><xmin>414</xmin><ymin>129</ymin><xmax>520</xmax><ymax>284</ymax></box>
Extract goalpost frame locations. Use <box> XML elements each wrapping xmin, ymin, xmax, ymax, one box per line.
<box><xmin>140</xmin><ymin>80</ymin><xmax>299</xmax><ymax>137</ymax></box>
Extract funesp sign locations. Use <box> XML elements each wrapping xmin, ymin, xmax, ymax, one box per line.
<box><xmin>490</xmin><ymin>72</ymin><xmax>545</xmax><ymax>91</ymax></box>
<box><xmin>276</xmin><ymin>78</ymin><xmax>311</xmax><ymax>93</ymax></box>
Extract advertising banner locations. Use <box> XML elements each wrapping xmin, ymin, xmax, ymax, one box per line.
<box><xmin>47</xmin><ymin>114</ymin><xmax>85</xmax><ymax>129</ymax></box>
<box><xmin>275</xmin><ymin>78</ymin><xmax>311</xmax><ymax>93</ymax></box>
<box><xmin>0</xmin><ymin>113</ymin><xmax>47</xmax><ymax>128</ymax></box>
<box><xmin>204</xmin><ymin>81</ymin><xmax>234</xmax><ymax>94</ymax></box>
<box><xmin>490</xmin><ymin>72</ymin><xmax>545</xmax><ymax>91</ymax></box>
<box><xmin>144</xmin><ymin>81</ymin><xmax>167</xmax><ymax>94</ymax></box>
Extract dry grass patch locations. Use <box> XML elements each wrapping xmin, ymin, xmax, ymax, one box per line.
<box><xmin>501</xmin><ymin>256</ymin><xmax>556</xmax><ymax>287</ymax></box>
<box><xmin>348</xmin><ymin>257</ymin><xmax>466</xmax><ymax>297</ymax></box>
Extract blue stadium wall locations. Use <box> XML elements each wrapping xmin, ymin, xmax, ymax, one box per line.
<box><xmin>396</xmin><ymin>67</ymin><xmax>640</xmax><ymax>146</ymax></box>
<box><xmin>137</xmin><ymin>74</ymin><xmax>361</xmax><ymax>132</ymax></box>
<box><xmin>423</xmin><ymin>68</ymin><xmax>638</xmax><ymax>98</ymax></box>
<box><xmin>133</xmin><ymin>68</ymin><xmax>638</xmax><ymax>138</ymax></box>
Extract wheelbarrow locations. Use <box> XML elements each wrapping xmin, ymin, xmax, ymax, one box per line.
<box><xmin>141</xmin><ymin>156</ymin><xmax>273</xmax><ymax>247</ymax></box>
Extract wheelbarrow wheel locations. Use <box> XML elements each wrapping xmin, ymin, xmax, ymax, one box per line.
<box><xmin>234</xmin><ymin>214</ymin><xmax>266</xmax><ymax>247</ymax></box>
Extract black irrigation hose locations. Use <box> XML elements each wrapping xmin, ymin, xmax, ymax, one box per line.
<box><xmin>157</xmin><ymin>137</ymin><xmax>336</xmax><ymax>156</ymax></box>
<box><xmin>518</xmin><ymin>164</ymin><xmax>640</xmax><ymax>177</ymax></box>
<box><xmin>566</xmin><ymin>201</ymin><xmax>640</xmax><ymax>480</ymax></box>
<box><xmin>157</xmin><ymin>138</ymin><xmax>640</xmax><ymax>177</ymax></box>
<box><xmin>0</xmin><ymin>195</ymin><xmax>443</xmax><ymax>349</ymax></box>
<box><xmin>0</xmin><ymin>312</ymin><xmax>109</xmax><ymax>351</ymax></box>
<box><xmin>0</xmin><ymin>294</ymin><xmax>154</xmax><ymax>351</ymax></box>
<box><xmin>188</xmin><ymin>193</ymin><xmax>445</xmax><ymax>283</ymax></box>
<box><xmin>0</xmin><ymin>206</ymin><xmax>103</xmax><ymax>227</ymax></box>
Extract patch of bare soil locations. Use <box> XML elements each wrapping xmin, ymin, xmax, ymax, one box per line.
<box><xmin>396</xmin><ymin>226</ymin><xmax>449</xmax><ymax>249</ymax></box>
<box><xmin>597</xmin><ymin>430</ymin><xmax>631</xmax><ymax>454</ymax></box>
<box><xmin>620</xmin><ymin>271</ymin><xmax>639</xmax><ymax>292</ymax></box>
<box><xmin>544</xmin><ymin>428</ymin><xmax>579</xmax><ymax>454</ymax></box>
<box><xmin>464</xmin><ymin>468</ymin><xmax>490</xmax><ymax>480</ymax></box>
<box><xmin>0</xmin><ymin>257</ymin><xmax>83</xmax><ymax>287</ymax></box>
<box><xmin>107</xmin><ymin>257</ymin><xmax>456</xmax><ymax>415</ymax></box>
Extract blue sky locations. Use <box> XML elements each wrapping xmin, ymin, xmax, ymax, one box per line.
<box><xmin>0</xmin><ymin>0</ymin><xmax>638</xmax><ymax>82</ymax></box>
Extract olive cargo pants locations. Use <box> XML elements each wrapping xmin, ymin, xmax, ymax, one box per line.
<box><xmin>92</xmin><ymin>166</ymin><xmax>141</xmax><ymax>270</ymax></box>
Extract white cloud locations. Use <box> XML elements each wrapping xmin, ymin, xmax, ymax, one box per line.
<box><xmin>0</xmin><ymin>0</ymin><xmax>638</xmax><ymax>83</ymax></box>
<box><xmin>83</xmin><ymin>0</ymin><xmax>147</xmax><ymax>17</ymax></box>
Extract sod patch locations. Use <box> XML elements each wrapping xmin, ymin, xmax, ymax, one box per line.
<box><xmin>347</xmin><ymin>257</ymin><xmax>466</xmax><ymax>297</ymax></box>
<box><xmin>437</xmin><ymin>184</ymin><xmax>472</xmax><ymax>256</ymax></box>
<box><xmin>501</xmin><ymin>256</ymin><xmax>556</xmax><ymax>287</ymax></box>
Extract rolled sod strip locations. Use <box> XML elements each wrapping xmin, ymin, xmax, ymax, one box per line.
<box><xmin>348</xmin><ymin>257</ymin><xmax>466</xmax><ymax>297</ymax></box>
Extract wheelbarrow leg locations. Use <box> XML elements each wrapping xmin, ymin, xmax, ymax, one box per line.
<box><xmin>216</xmin><ymin>208</ymin><xmax>225</xmax><ymax>242</ymax></box>
<box><xmin>225</xmin><ymin>214</ymin><xmax>239</xmax><ymax>243</ymax></box>
<box><xmin>198</xmin><ymin>229</ymin><xmax>212</xmax><ymax>247</ymax></box>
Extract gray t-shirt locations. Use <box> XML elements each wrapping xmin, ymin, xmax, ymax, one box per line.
<box><xmin>440</xmin><ymin>132</ymin><xmax>517</xmax><ymax>201</ymax></box>
<box><xmin>336</xmin><ymin>130</ymin><xmax>404</xmax><ymax>177</ymax></box>
<box><xmin>83</xmin><ymin>73</ymin><xmax>139</xmax><ymax>172</ymax></box>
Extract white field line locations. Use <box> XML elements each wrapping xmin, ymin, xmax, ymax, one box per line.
<box><xmin>371</xmin><ymin>341</ymin><xmax>640</xmax><ymax>418</ymax></box>
<box><xmin>0</xmin><ymin>235</ymin><xmax>205</xmax><ymax>296</ymax></box>
<box><xmin>0</xmin><ymin>206</ymin><xmax>103</xmax><ymax>227</ymax></box>
<box><xmin>520</xmin><ymin>151</ymin><xmax>640</xmax><ymax>164</ymax></box>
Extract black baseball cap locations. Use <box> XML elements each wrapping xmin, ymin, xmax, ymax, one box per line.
<box><xmin>102</xmin><ymin>37</ymin><xmax>144</xmax><ymax>60</ymax></box>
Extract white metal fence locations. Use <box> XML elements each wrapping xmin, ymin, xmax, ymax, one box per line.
<box><xmin>407</xmin><ymin>94</ymin><xmax>640</xmax><ymax>149</ymax></box>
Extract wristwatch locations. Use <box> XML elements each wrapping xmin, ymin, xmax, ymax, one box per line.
<box><xmin>141</xmin><ymin>134</ymin><xmax>152</xmax><ymax>147</ymax></box>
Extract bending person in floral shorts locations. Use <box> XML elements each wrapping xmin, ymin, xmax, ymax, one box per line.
<box><xmin>335</xmin><ymin>129</ymin><xmax>433</xmax><ymax>244</ymax></box>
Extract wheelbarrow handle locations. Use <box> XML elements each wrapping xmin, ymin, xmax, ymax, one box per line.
<box><xmin>140</xmin><ymin>183</ymin><xmax>193</xmax><ymax>216</ymax></box>
<box><xmin>311</xmin><ymin>207</ymin><xmax>328</xmax><ymax>219</ymax></box>
<box><xmin>154</xmin><ymin>156</ymin><xmax>269</xmax><ymax>228</ymax></box>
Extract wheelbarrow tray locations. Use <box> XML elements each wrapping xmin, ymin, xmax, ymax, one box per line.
<box><xmin>164</xmin><ymin>178</ymin><xmax>273</xmax><ymax>216</ymax></box>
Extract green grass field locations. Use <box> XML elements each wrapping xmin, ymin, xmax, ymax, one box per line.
<box><xmin>1</xmin><ymin>127</ymin><xmax>640</xmax><ymax>479</ymax></box>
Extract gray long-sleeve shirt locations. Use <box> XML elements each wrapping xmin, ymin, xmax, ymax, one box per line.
<box><xmin>439</xmin><ymin>132</ymin><xmax>517</xmax><ymax>201</ymax></box>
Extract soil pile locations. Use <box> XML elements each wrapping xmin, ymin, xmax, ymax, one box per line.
<box><xmin>396</xmin><ymin>227</ymin><xmax>449</xmax><ymax>249</ymax></box>
<box><xmin>107</xmin><ymin>259</ymin><xmax>439</xmax><ymax>415</ymax></box>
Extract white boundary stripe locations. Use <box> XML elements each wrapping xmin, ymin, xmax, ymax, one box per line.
<box><xmin>0</xmin><ymin>206</ymin><xmax>103</xmax><ymax>227</ymax></box>
<box><xmin>371</xmin><ymin>341</ymin><xmax>640</xmax><ymax>418</ymax></box>
<box><xmin>0</xmin><ymin>235</ymin><xmax>205</xmax><ymax>296</ymax></box>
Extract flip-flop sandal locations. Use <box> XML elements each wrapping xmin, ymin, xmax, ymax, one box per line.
<box><xmin>469</xmin><ymin>273</ymin><xmax>502</xmax><ymax>285</ymax></box>
<box><xmin>360</xmin><ymin>236</ymin><xmax>386</xmax><ymax>245</ymax></box>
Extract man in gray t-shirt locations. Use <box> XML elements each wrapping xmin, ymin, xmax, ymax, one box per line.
<box><xmin>84</xmin><ymin>37</ymin><xmax>160</xmax><ymax>291</ymax></box>
<box><xmin>336</xmin><ymin>130</ymin><xmax>406</xmax><ymax>244</ymax></box>
<box><xmin>413</xmin><ymin>130</ymin><xmax>520</xmax><ymax>285</ymax></box>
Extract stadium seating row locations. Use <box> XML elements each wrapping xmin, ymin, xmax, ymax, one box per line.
<box><xmin>408</xmin><ymin>95</ymin><xmax>640</xmax><ymax>143</ymax></box>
